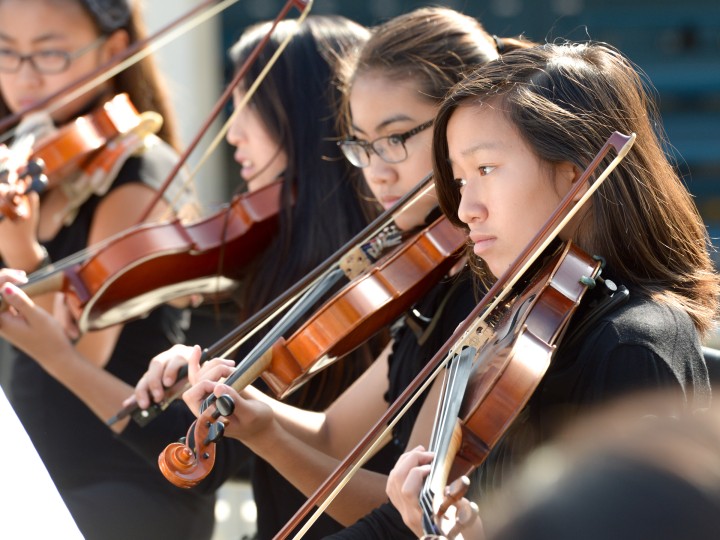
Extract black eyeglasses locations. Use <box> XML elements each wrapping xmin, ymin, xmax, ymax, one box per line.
<box><xmin>0</xmin><ymin>36</ymin><xmax>106</xmax><ymax>74</ymax></box>
<box><xmin>338</xmin><ymin>119</ymin><xmax>433</xmax><ymax>168</ymax></box>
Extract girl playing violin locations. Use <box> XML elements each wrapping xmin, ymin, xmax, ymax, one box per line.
<box><xmin>179</xmin><ymin>7</ymin><xmax>533</xmax><ymax>538</ymax></box>
<box><xmin>130</xmin><ymin>16</ymin><xmax>379</xmax><ymax>540</ymax></box>
<box><xmin>0</xmin><ymin>11</ymin><xmax>375</xmax><ymax>540</ymax></box>
<box><xmin>386</xmin><ymin>41</ymin><xmax>718</xmax><ymax>538</ymax></box>
<box><xmin>0</xmin><ymin>1</ymin><xmax>212</xmax><ymax>538</ymax></box>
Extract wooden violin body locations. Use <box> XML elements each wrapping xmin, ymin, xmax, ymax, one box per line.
<box><xmin>31</xmin><ymin>93</ymin><xmax>146</xmax><ymax>181</ymax></box>
<box><xmin>450</xmin><ymin>242</ymin><xmax>601</xmax><ymax>480</ymax></box>
<box><xmin>261</xmin><ymin>215</ymin><xmax>467</xmax><ymax>398</ymax></box>
<box><xmin>28</xmin><ymin>180</ymin><xmax>282</xmax><ymax>332</ymax></box>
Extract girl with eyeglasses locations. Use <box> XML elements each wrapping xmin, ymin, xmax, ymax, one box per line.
<box><xmin>0</xmin><ymin>10</ymin><xmax>378</xmax><ymax>540</ymax></box>
<box><xmin>179</xmin><ymin>7</ymin><xmax>534</xmax><ymax>536</ymax></box>
<box><xmin>0</xmin><ymin>1</ymin><xmax>214</xmax><ymax>538</ymax></box>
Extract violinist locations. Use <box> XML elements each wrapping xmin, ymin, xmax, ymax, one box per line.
<box><xmin>180</xmin><ymin>7</ymin><xmax>533</xmax><ymax>536</ymax></box>
<box><xmin>135</xmin><ymin>15</ymin><xmax>379</xmax><ymax>540</ymax></box>
<box><xmin>386</xmin><ymin>41</ymin><xmax>717</xmax><ymax>538</ymax></box>
<box><xmin>0</xmin><ymin>12</ymin><xmax>375</xmax><ymax>540</ymax></box>
<box><xmin>0</xmin><ymin>0</ymin><xmax>213</xmax><ymax>538</ymax></box>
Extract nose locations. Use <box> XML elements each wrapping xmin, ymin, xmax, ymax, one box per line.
<box><xmin>226</xmin><ymin>112</ymin><xmax>245</xmax><ymax>147</ymax></box>
<box><xmin>364</xmin><ymin>153</ymin><xmax>397</xmax><ymax>188</ymax></box>
<box><xmin>14</xmin><ymin>56</ymin><xmax>42</xmax><ymax>82</ymax></box>
<box><xmin>457</xmin><ymin>179</ymin><xmax>487</xmax><ymax>226</ymax></box>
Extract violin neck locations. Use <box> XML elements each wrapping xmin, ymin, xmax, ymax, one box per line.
<box><xmin>22</xmin><ymin>270</ymin><xmax>65</xmax><ymax>299</ymax></box>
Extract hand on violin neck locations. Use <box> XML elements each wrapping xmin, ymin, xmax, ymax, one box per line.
<box><xmin>186</xmin><ymin>349</ymin><xmax>235</xmax><ymax>387</ymax></box>
<box><xmin>182</xmin><ymin>380</ymin><xmax>275</xmax><ymax>446</ymax></box>
<box><xmin>0</xmin><ymin>268</ymin><xmax>28</xmax><ymax>296</ymax></box>
<box><xmin>386</xmin><ymin>445</ymin><xmax>435</xmax><ymax>538</ymax></box>
<box><xmin>0</xmin><ymin>187</ymin><xmax>42</xmax><ymax>267</ymax></box>
<box><xmin>0</xmin><ymin>282</ymin><xmax>75</xmax><ymax>374</ymax></box>
<box><xmin>132</xmin><ymin>344</ymin><xmax>200</xmax><ymax>410</ymax></box>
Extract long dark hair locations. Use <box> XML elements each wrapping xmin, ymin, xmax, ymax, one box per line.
<box><xmin>433</xmin><ymin>42</ymin><xmax>719</xmax><ymax>335</ymax></box>
<box><xmin>230</xmin><ymin>16</ymin><xmax>373</xmax><ymax>408</ymax></box>
<box><xmin>0</xmin><ymin>0</ymin><xmax>180</xmax><ymax>149</ymax></box>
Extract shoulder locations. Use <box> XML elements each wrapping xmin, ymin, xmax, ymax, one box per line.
<box><xmin>113</xmin><ymin>136</ymin><xmax>181</xmax><ymax>189</ymax></box>
<box><xmin>109</xmin><ymin>136</ymin><xmax>196</xmax><ymax>216</ymax></box>
<box><xmin>550</xmin><ymin>290</ymin><xmax>709</xmax><ymax>409</ymax></box>
<box><xmin>587</xmin><ymin>292</ymin><xmax>699</xmax><ymax>360</ymax></box>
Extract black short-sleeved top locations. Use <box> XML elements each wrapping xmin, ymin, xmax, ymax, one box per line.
<box><xmin>329</xmin><ymin>274</ymin><xmax>710</xmax><ymax>540</ymax></box>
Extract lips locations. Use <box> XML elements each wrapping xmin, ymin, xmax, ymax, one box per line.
<box><xmin>468</xmin><ymin>231</ymin><xmax>496</xmax><ymax>255</ymax></box>
<box><xmin>234</xmin><ymin>153</ymin><xmax>254</xmax><ymax>178</ymax></box>
<box><xmin>378</xmin><ymin>195</ymin><xmax>400</xmax><ymax>209</ymax></box>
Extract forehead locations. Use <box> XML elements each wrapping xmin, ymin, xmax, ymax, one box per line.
<box><xmin>0</xmin><ymin>0</ymin><xmax>94</xmax><ymax>39</ymax></box>
<box><xmin>447</xmin><ymin>103</ymin><xmax>511</xmax><ymax>154</ymax></box>
<box><xmin>349</xmin><ymin>71</ymin><xmax>436</xmax><ymax>131</ymax></box>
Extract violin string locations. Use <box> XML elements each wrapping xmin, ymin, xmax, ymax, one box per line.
<box><xmin>419</xmin><ymin>355</ymin><xmax>460</xmax><ymax>534</ymax></box>
<box><xmin>422</xmin><ymin>347</ymin><xmax>476</xmax><ymax>532</ymax></box>
<box><xmin>218</xmin><ymin>267</ymin><xmax>346</xmax><ymax>397</ymax></box>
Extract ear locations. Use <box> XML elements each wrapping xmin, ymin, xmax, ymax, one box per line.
<box><xmin>555</xmin><ymin>161</ymin><xmax>586</xmax><ymax>201</ymax></box>
<box><xmin>100</xmin><ymin>30</ymin><xmax>130</xmax><ymax>62</ymax></box>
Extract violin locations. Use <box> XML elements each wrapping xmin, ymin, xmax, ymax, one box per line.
<box><xmin>261</xmin><ymin>214</ymin><xmax>466</xmax><ymax>399</ymax></box>
<box><xmin>0</xmin><ymin>93</ymin><xmax>151</xmax><ymax>221</ymax></box>
<box><xmin>158</xmin><ymin>213</ymin><xmax>468</xmax><ymax>488</ymax></box>
<box><xmin>16</xmin><ymin>179</ymin><xmax>282</xmax><ymax>333</ymax></box>
<box><xmin>29</xmin><ymin>93</ymin><xmax>148</xmax><ymax>181</ymax></box>
<box><xmin>418</xmin><ymin>241</ymin><xmax>602</xmax><ymax>536</ymax></box>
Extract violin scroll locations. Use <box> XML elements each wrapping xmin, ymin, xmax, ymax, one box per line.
<box><xmin>158</xmin><ymin>394</ymin><xmax>235</xmax><ymax>488</ymax></box>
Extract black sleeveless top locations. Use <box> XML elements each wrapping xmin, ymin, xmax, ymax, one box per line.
<box><xmin>7</xmin><ymin>147</ymin><xmax>216</xmax><ymax>521</ymax></box>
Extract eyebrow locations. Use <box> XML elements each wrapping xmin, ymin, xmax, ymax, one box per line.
<box><xmin>0</xmin><ymin>32</ymin><xmax>67</xmax><ymax>45</ymax></box>
<box><xmin>447</xmin><ymin>141</ymin><xmax>503</xmax><ymax>166</ymax></box>
<box><xmin>459</xmin><ymin>141</ymin><xmax>502</xmax><ymax>156</ymax></box>
<box><xmin>351</xmin><ymin>114</ymin><xmax>416</xmax><ymax>136</ymax></box>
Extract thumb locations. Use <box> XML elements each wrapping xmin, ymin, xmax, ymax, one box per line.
<box><xmin>187</xmin><ymin>344</ymin><xmax>203</xmax><ymax>384</ymax></box>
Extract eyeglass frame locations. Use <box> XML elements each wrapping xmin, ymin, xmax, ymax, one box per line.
<box><xmin>337</xmin><ymin>119</ymin><xmax>434</xmax><ymax>168</ymax></box>
<box><xmin>0</xmin><ymin>36</ymin><xmax>107</xmax><ymax>75</ymax></box>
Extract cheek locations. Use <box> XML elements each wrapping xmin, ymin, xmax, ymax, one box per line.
<box><xmin>398</xmin><ymin>159</ymin><xmax>430</xmax><ymax>189</ymax></box>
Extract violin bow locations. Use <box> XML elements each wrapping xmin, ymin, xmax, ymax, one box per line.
<box><xmin>275</xmin><ymin>131</ymin><xmax>636</xmax><ymax>540</ymax></box>
<box><xmin>0</xmin><ymin>0</ymin><xmax>239</xmax><ymax>139</ymax></box>
<box><xmin>109</xmin><ymin>173</ymin><xmax>436</xmax><ymax>426</ymax></box>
